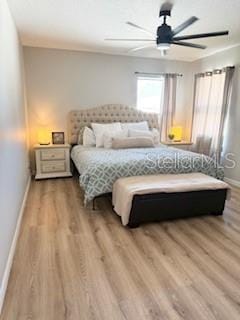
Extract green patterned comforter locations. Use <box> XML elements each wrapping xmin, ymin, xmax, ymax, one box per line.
<box><xmin>71</xmin><ymin>145</ymin><xmax>224</xmax><ymax>204</ymax></box>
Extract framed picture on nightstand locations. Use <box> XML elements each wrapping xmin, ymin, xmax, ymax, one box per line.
<box><xmin>52</xmin><ymin>132</ymin><xmax>65</xmax><ymax>144</ymax></box>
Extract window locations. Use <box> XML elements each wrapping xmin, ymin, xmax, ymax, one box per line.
<box><xmin>191</xmin><ymin>67</ymin><xmax>234</xmax><ymax>157</ymax></box>
<box><xmin>137</xmin><ymin>76</ymin><xmax>164</xmax><ymax>113</ymax></box>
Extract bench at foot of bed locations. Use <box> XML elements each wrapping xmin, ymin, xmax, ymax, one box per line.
<box><xmin>128</xmin><ymin>189</ymin><xmax>226</xmax><ymax>228</ymax></box>
<box><xmin>112</xmin><ymin>173</ymin><xmax>230</xmax><ymax>227</ymax></box>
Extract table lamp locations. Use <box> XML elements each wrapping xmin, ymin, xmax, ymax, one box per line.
<box><xmin>170</xmin><ymin>126</ymin><xmax>183</xmax><ymax>142</ymax></box>
<box><xmin>37</xmin><ymin>127</ymin><xmax>51</xmax><ymax>145</ymax></box>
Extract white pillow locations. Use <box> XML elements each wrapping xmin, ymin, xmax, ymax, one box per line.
<box><xmin>103</xmin><ymin>129</ymin><xmax>128</xmax><ymax>149</ymax></box>
<box><xmin>77</xmin><ymin>126</ymin><xmax>86</xmax><ymax>145</ymax></box>
<box><xmin>129</xmin><ymin>128</ymin><xmax>160</xmax><ymax>145</ymax></box>
<box><xmin>83</xmin><ymin>127</ymin><xmax>96</xmax><ymax>147</ymax></box>
<box><xmin>91</xmin><ymin>122</ymin><xmax>122</xmax><ymax>147</ymax></box>
<box><xmin>121</xmin><ymin>121</ymin><xmax>149</xmax><ymax>131</ymax></box>
<box><xmin>152</xmin><ymin>128</ymin><xmax>160</xmax><ymax>145</ymax></box>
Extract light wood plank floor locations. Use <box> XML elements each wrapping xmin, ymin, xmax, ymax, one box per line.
<box><xmin>1</xmin><ymin>177</ymin><xmax>240</xmax><ymax>320</ymax></box>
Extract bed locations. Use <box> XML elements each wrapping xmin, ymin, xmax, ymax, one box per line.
<box><xmin>68</xmin><ymin>104</ymin><xmax>224</xmax><ymax>204</ymax></box>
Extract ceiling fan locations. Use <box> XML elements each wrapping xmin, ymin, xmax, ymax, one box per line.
<box><xmin>105</xmin><ymin>2</ymin><xmax>229</xmax><ymax>55</ymax></box>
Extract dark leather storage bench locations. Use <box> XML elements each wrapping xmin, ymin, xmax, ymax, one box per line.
<box><xmin>128</xmin><ymin>189</ymin><xmax>227</xmax><ymax>228</ymax></box>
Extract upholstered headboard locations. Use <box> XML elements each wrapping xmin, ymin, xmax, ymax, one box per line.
<box><xmin>68</xmin><ymin>104</ymin><xmax>159</xmax><ymax>144</ymax></box>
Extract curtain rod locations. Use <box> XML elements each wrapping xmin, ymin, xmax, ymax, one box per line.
<box><xmin>195</xmin><ymin>66</ymin><xmax>235</xmax><ymax>77</ymax></box>
<box><xmin>135</xmin><ymin>72</ymin><xmax>183</xmax><ymax>77</ymax></box>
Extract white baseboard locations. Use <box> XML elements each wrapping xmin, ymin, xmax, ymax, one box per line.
<box><xmin>0</xmin><ymin>176</ymin><xmax>31</xmax><ymax>315</ymax></box>
<box><xmin>224</xmin><ymin>177</ymin><xmax>240</xmax><ymax>188</ymax></box>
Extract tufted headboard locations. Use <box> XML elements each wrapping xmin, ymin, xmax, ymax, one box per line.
<box><xmin>68</xmin><ymin>104</ymin><xmax>159</xmax><ymax>144</ymax></box>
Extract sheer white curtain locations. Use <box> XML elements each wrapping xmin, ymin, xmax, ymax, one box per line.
<box><xmin>191</xmin><ymin>67</ymin><xmax>234</xmax><ymax>158</ymax></box>
<box><xmin>160</xmin><ymin>74</ymin><xmax>177</xmax><ymax>141</ymax></box>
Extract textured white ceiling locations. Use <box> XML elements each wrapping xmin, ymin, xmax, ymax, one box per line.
<box><xmin>7</xmin><ymin>0</ymin><xmax>240</xmax><ymax>61</ymax></box>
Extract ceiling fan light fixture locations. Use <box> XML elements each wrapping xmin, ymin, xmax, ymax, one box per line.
<box><xmin>157</xmin><ymin>43</ymin><xmax>170</xmax><ymax>50</ymax></box>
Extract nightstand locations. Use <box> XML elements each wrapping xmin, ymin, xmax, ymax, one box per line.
<box><xmin>161</xmin><ymin>141</ymin><xmax>193</xmax><ymax>151</ymax></box>
<box><xmin>35</xmin><ymin>144</ymin><xmax>72</xmax><ymax>179</ymax></box>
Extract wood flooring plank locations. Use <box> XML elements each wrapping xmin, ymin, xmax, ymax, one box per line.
<box><xmin>1</xmin><ymin>177</ymin><xmax>240</xmax><ymax>320</ymax></box>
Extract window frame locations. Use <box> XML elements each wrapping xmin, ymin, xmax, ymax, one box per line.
<box><xmin>136</xmin><ymin>75</ymin><xmax>165</xmax><ymax>114</ymax></box>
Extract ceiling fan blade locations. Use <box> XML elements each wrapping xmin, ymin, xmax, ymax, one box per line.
<box><xmin>172</xmin><ymin>41</ymin><xmax>206</xmax><ymax>49</ymax></box>
<box><xmin>128</xmin><ymin>44</ymin><xmax>155</xmax><ymax>53</ymax></box>
<box><xmin>173</xmin><ymin>31</ymin><xmax>229</xmax><ymax>41</ymax></box>
<box><xmin>105</xmin><ymin>38</ymin><xmax>155</xmax><ymax>41</ymax></box>
<box><xmin>172</xmin><ymin>16</ymin><xmax>198</xmax><ymax>36</ymax></box>
<box><xmin>126</xmin><ymin>22</ymin><xmax>155</xmax><ymax>36</ymax></box>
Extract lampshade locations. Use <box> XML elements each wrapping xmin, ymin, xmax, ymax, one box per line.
<box><xmin>37</xmin><ymin>127</ymin><xmax>51</xmax><ymax>145</ymax></box>
<box><xmin>170</xmin><ymin>126</ymin><xmax>183</xmax><ymax>142</ymax></box>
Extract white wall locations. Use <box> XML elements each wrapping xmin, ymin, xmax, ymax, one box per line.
<box><xmin>22</xmin><ymin>44</ymin><xmax>240</xmax><ymax>181</ymax></box>
<box><xmin>23</xmin><ymin>47</ymin><xmax>193</xmax><ymax>157</ymax></box>
<box><xmin>0</xmin><ymin>0</ymin><xmax>29</xmax><ymax>305</ymax></box>
<box><xmin>192</xmin><ymin>45</ymin><xmax>240</xmax><ymax>181</ymax></box>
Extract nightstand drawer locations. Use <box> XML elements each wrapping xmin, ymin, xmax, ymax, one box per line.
<box><xmin>41</xmin><ymin>161</ymin><xmax>66</xmax><ymax>173</ymax></box>
<box><xmin>40</xmin><ymin>149</ymin><xmax>65</xmax><ymax>161</ymax></box>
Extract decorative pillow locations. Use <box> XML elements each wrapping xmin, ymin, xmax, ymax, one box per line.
<box><xmin>83</xmin><ymin>127</ymin><xmax>96</xmax><ymax>147</ymax></box>
<box><xmin>112</xmin><ymin>137</ymin><xmax>155</xmax><ymax>149</ymax></box>
<box><xmin>121</xmin><ymin>121</ymin><xmax>149</xmax><ymax>131</ymax></box>
<box><xmin>77</xmin><ymin>126</ymin><xmax>86</xmax><ymax>145</ymax></box>
<box><xmin>152</xmin><ymin>128</ymin><xmax>160</xmax><ymax>145</ymax></box>
<box><xmin>91</xmin><ymin>122</ymin><xmax>122</xmax><ymax>147</ymax></box>
<box><xmin>128</xmin><ymin>128</ymin><xmax>160</xmax><ymax>145</ymax></box>
<box><xmin>103</xmin><ymin>129</ymin><xmax>128</xmax><ymax>149</ymax></box>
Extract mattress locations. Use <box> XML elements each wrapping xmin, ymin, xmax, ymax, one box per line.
<box><xmin>71</xmin><ymin>145</ymin><xmax>224</xmax><ymax>204</ymax></box>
